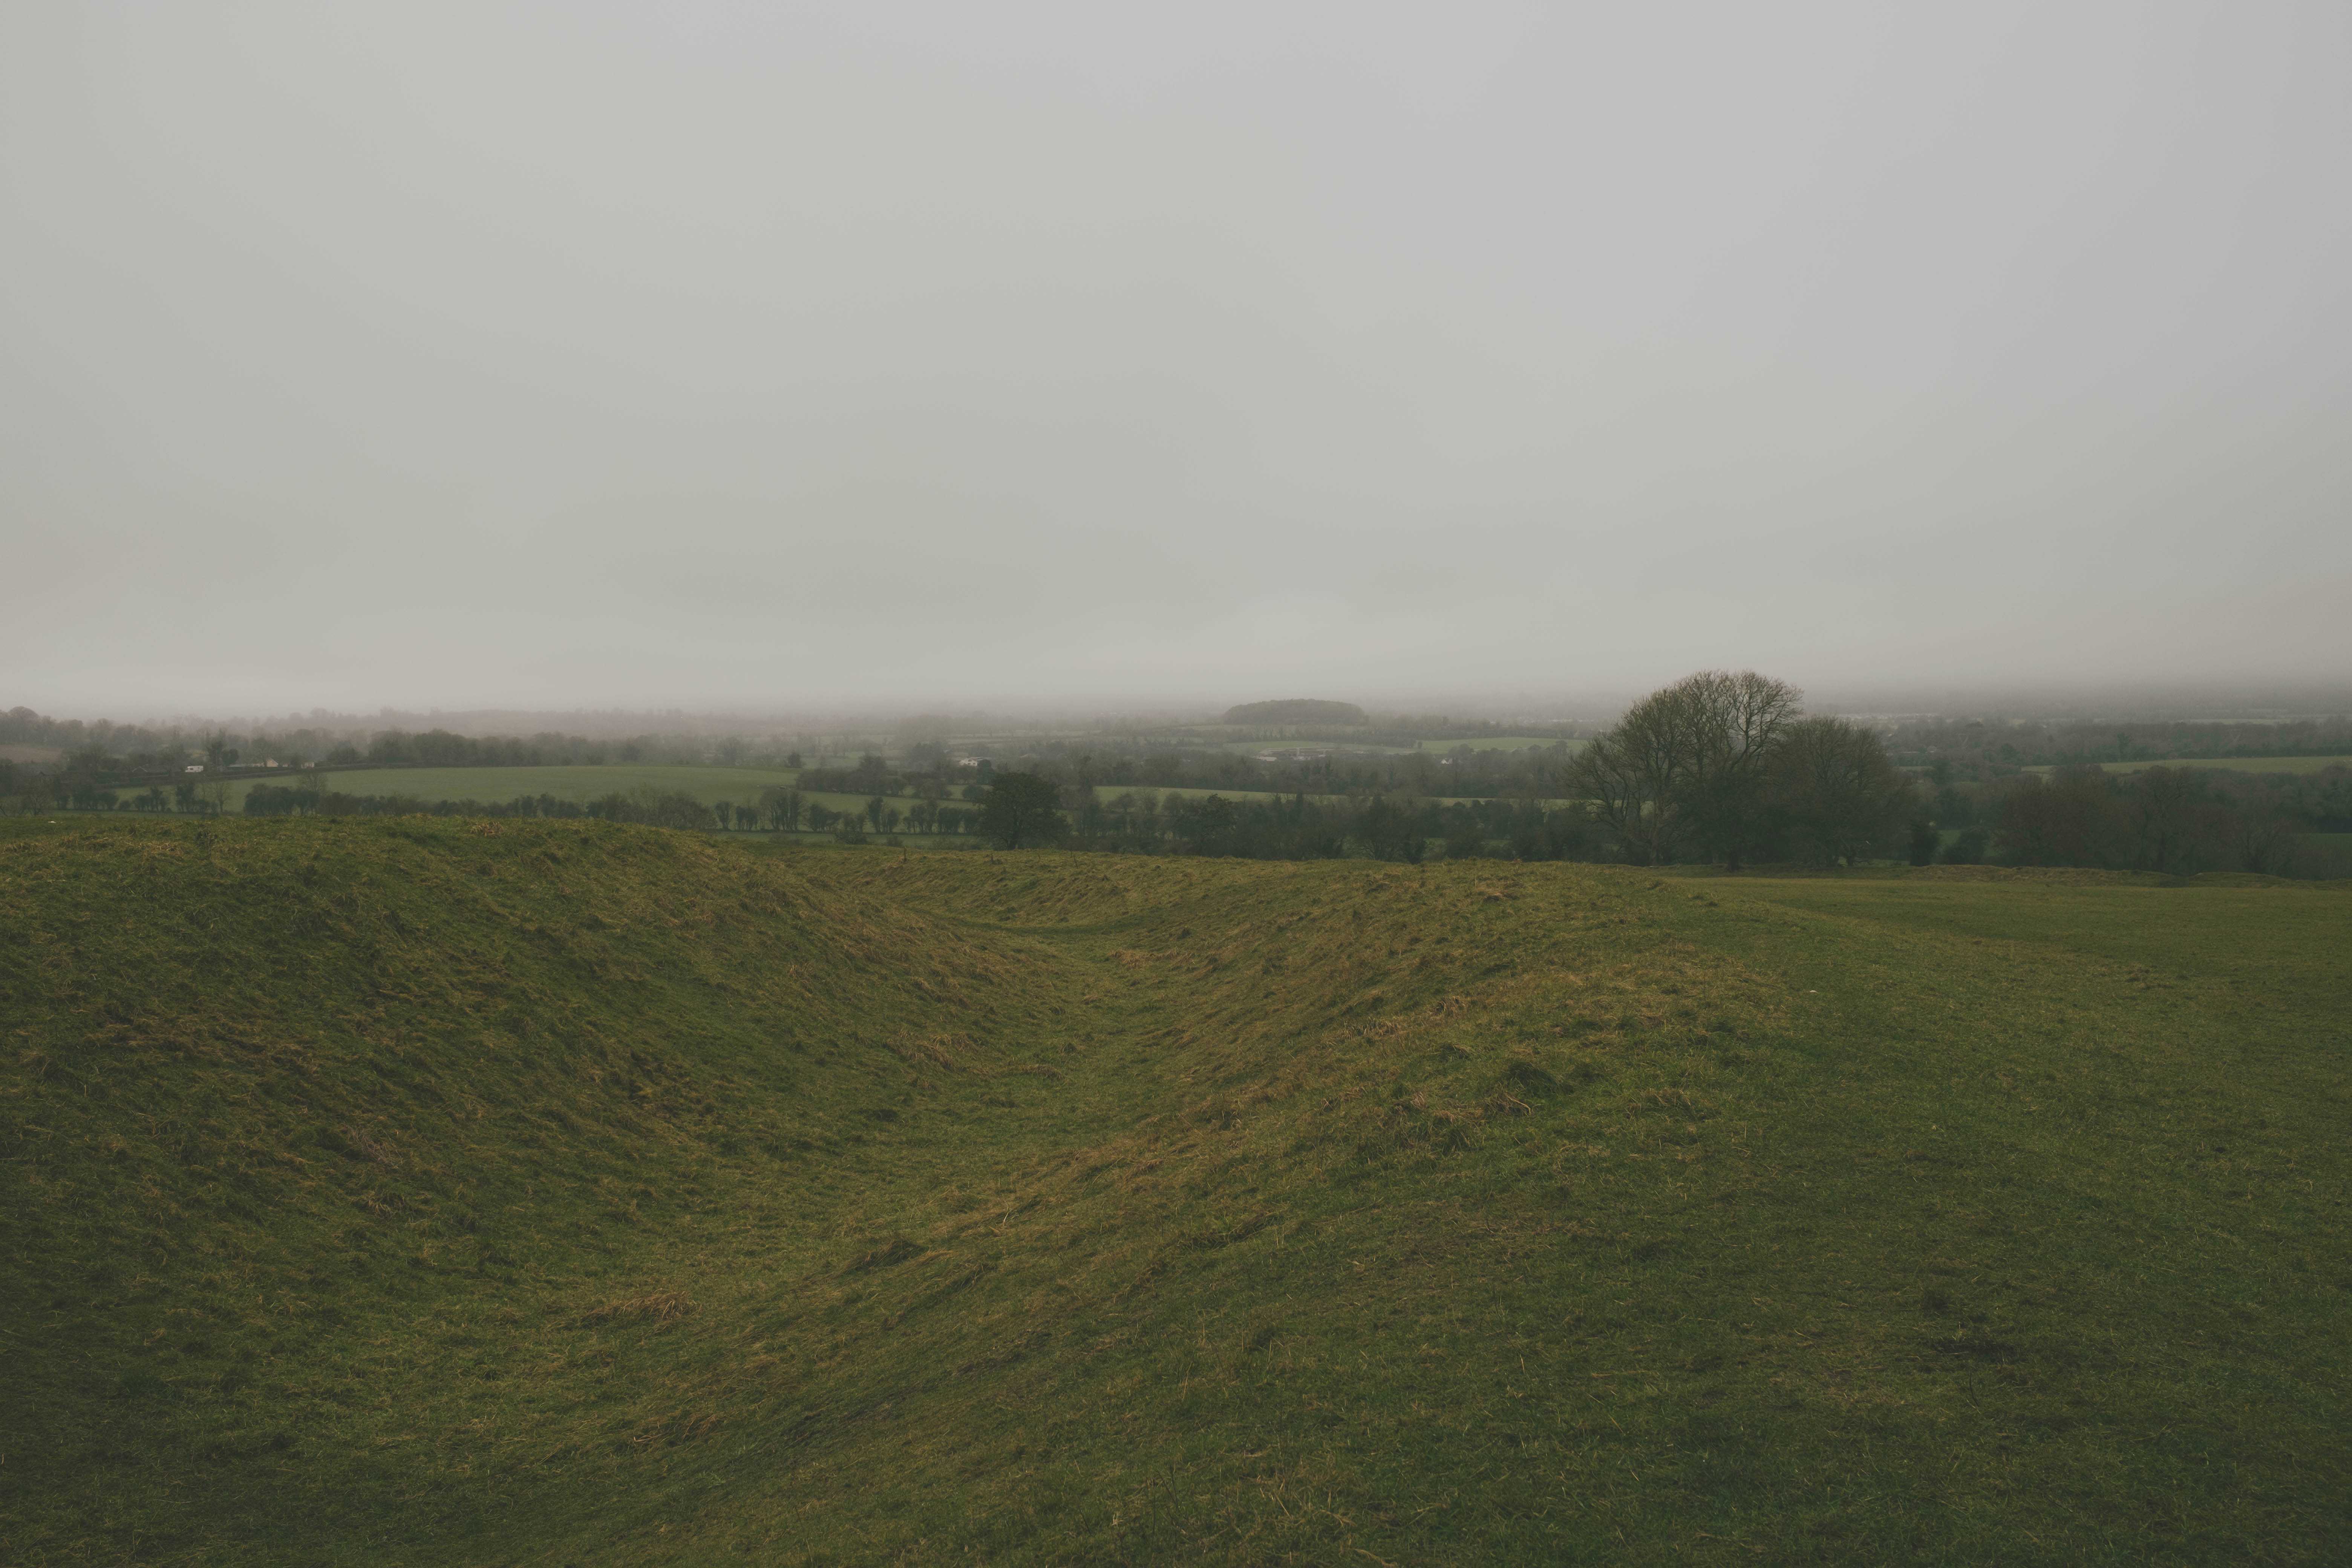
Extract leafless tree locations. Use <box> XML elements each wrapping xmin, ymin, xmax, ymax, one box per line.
<box><xmin>1770</xmin><ymin>717</ymin><xmax>1913</xmax><ymax>866</ymax></box>
<box><xmin>1573</xmin><ymin>670</ymin><xmax>1804</xmax><ymax>867</ymax></box>
<box><xmin>2121</xmin><ymin>767</ymin><xmax>2222</xmax><ymax>873</ymax></box>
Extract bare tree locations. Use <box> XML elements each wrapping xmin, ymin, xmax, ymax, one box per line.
<box><xmin>1769</xmin><ymin>717</ymin><xmax>1913</xmax><ymax>866</ymax></box>
<box><xmin>1573</xmin><ymin>670</ymin><xmax>1803</xmax><ymax>867</ymax></box>
<box><xmin>2229</xmin><ymin>800</ymin><xmax>2305</xmax><ymax>876</ymax></box>
<box><xmin>1570</xmin><ymin>715</ymin><xmax>1679</xmax><ymax>865</ymax></box>
<box><xmin>2121</xmin><ymin>767</ymin><xmax>2221</xmax><ymax>873</ymax></box>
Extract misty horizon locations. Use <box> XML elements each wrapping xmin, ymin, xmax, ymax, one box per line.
<box><xmin>6</xmin><ymin>3</ymin><xmax>2348</xmax><ymax>714</ymax></box>
<box><xmin>16</xmin><ymin>674</ymin><xmax>2352</xmax><ymax>749</ymax></box>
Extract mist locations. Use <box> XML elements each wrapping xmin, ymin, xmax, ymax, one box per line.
<box><xmin>5</xmin><ymin>2</ymin><xmax>2347</xmax><ymax>717</ymax></box>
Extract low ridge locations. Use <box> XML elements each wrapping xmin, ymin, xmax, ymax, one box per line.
<box><xmin>3</xmin><ymin>818</ymin><xmax>2346</xmax><ymax>1563</ymax></box>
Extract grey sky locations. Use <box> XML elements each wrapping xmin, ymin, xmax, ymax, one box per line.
<box><xmin>5</xmin><ymin>2</ymin><xmax>2347</xmax><ymax>717</ymax></box>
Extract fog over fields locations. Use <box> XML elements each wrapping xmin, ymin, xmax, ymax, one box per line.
<box><xmin>7</xmin><ymin>13</ymin><xmax>2352</xmax><ymax>1561</ymax></box>
<box><xmin>6</xmin><ymin>2</ymin><xmax>2349</xmax><ymax>716</ymax></box>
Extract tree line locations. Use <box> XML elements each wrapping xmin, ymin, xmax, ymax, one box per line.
<box><xmin>15</xmin><ymin>683</ymin><xmax>2346</xmax><ymax>877</ymax></box>
<box><xmin>977</xmin><ymin>674</ymin><xmax>2349</xmax><ymax>877</ymax></box>
<box><xmin>1967</xmin><ymin>765</ymin><xmax>2348</xmax><ymax>877</ymax></box>
<box><xmin>0</xmin><ymin>706</ymin><xmax>808</xmax><ymax>779</ymax></box>
<box><xmin>1884</xmin><ymin>714</ymin><xmax>2352</xmax><ymax>775</ymax></box>
<box><xmin>235</xmin><ymin>781</ymin><xmax>982</xmax><ymax>839</ymax></box>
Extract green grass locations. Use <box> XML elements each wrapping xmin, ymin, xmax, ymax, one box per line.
<box><xmin>208</xmin><ymin>764</ymin><xmax>935</xmax><ymax>827</ymax></box>
<box><xmin>3</xmin><ymin>819</ymin><xmax>2347</xmax><ymax>1564</ymax></box>
<box><xmin>2024</xmin><ymin>754</ymin><xmax>2352</xmax><ymax>775</ymax></box>
<box><xmin>217</xmin><ymin>763</ymin><xmax>806</xmax><ymax>812</ymax></box>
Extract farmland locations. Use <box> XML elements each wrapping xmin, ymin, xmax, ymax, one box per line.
<box><xmin>1431</xmin><ymin>734</ymin><xmax>1586</xmax><ymax>753</ymax></box>
<box><xmin>217</xmin><ymin>763</ymin><xmax>806</xmax><ymax>812</ymax></box>
<box><xmin>4</xmin><ymin>816</ymin><xmax>2346</xmax><ymax>1564</ymax></box>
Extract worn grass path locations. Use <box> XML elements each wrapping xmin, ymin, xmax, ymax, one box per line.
<box><xmin>2</xmin><ymin>821</ymin><xmax>2345</xmax><ymax>1564</ymax></box>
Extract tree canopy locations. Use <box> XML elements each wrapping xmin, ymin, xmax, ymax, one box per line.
<box><xmin>978</xmin><ymin>771</ymin><xmax>1069</xmax><ymax>850</ymax></box>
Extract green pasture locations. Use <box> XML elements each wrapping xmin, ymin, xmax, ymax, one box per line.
<box><xmin>219</xmin><ymin>763</ymin><xmax>804</xmax><ymax>812</ymax></box>
<box><xmin>4</xmin><ymin>820</ymin><xmax>2347</xmax><ymax>1565</ymax></box>
<box><xmin>202</xmin><ymin>765</ymin><xmax>967</xmax><ymax>831</ymax></box>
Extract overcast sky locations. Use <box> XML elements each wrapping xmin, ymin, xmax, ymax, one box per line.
<box><xmin>4</xmin><ymin>1</ymin><xmax>2347</xmax><ymax>717</ymax></box>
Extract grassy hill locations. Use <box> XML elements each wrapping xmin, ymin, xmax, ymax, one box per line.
<box><xmin>3</xmin><ymin>820</ymin><xmax>2346</xmax><ymax>1564</ymax></box>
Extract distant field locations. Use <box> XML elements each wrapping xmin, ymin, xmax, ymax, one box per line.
<box><xmin>223</xmin><ymin>764</ymin><xmax>804</xmax><ymax>812</ymax></box>
<box><xmin>1430</xmin><ymin>734</ymin><xmax>1585</xmax><ymax>753</ymax></box>
<box><xmin>2025</xmin><ymin>755</ymin><xmax>2352</xmax><ymax>776</ymax></box>
<box><xmin>206</xmin><ymin>764</ymin><xmax>974</xmax><ymax>828</ymax></box>
<box><xmin>1214</xmin><ymin>739</ymin><xmax>1419</xmax><ymax>758</ymax></box>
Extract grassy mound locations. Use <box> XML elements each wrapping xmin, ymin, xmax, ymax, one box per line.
<box><xmin>3</xmin><ymin>820</ymin><xmax>2346</xmax><ymax>1565</ymax></box>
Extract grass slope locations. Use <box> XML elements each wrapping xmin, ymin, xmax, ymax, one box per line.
<box><xmin>2</xmin><ymin>821</ymin><xmax>2347</xmax><ymax>1565</ymax></box>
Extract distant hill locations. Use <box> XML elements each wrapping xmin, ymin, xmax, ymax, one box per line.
<box><xmin>4</xmin><ymin>819</ymin><xmax>2347</xmax><ymax>1562</ymax></box>
<box><xmin>1220</xmin><ymin>697</ymin><xmax>1367</xmax><ymax>727</ymax></box>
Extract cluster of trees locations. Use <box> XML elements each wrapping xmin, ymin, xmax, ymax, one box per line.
<box><xmin>1566</xmin><ymin>672</ymin><xmax>1914</xmax><ymax>868</ymax></box>
<box><xmin>1980</xmin><ymin>766</ymin><xmax>2346</xmax><ymax>876</ymax></box>
<box><xmin>2</xmin><ymin>705</ymin><xmax>814</xmax><ymax>778</ymax></box>
<box><xmin>737</xmin><ymin>786</ymin><xmax>977</xmax><ymax>838</ymax></box>
<box><xmin>328</xmin><ymin>730</ymin><xmax>622</xmax><ymax>767</ymax></box>
<box><xmin>1885</xmin><ymin>715</ymin><xmax>2352</xmax><ymax>776</ymax></box>
<box><xmin>1</xmin><ymin>761</ymin><xmax>219</xmax><ymax>816</ymax></box>
<box><xmin>244</xmin><ymin>784</ymin><xmax>744</xmax><ymax>827</ymax></box>
<box><xmin>792</xmin><ymin>755</ymin><xmax>903</xmax><ymax>796</ymax></box>
<box><xmin>996</xmin><ymin>673</ymin><xmax>1928</xmax><ymax>869</ymax></box>
<box><xmin>321</xmin><ymin>728</ymin><xmax>795</xmax><ymax>769</ymax></box>
<box><xmin>995</xmin><ymin>743</ymin><xmax>1584</xmax><ymax>804</ymax></box>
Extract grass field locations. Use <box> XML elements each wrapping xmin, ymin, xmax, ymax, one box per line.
<box><xmin>3</xmin><ymin>819</ymin><xmax>2347</xmax><ymax>1564</ymax></box>
<box><xmin>1431</xmin><ymin>734</ymin><xmax>1586</xmax><ymax>753</ymax></box>
<box><xmin>221</xmin><ymin>764</ymin><xmax>806</xmax><ymax>812</ymax></box>
<box><xmin>211</xmin><ymin>765</ymin><xmax>938</xmax><ymax>827</ymax></box>
<box><xmin>2024</xmin><ymin>754</ymin><xmax>2352</xmax><ymax>775</ymax></box>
